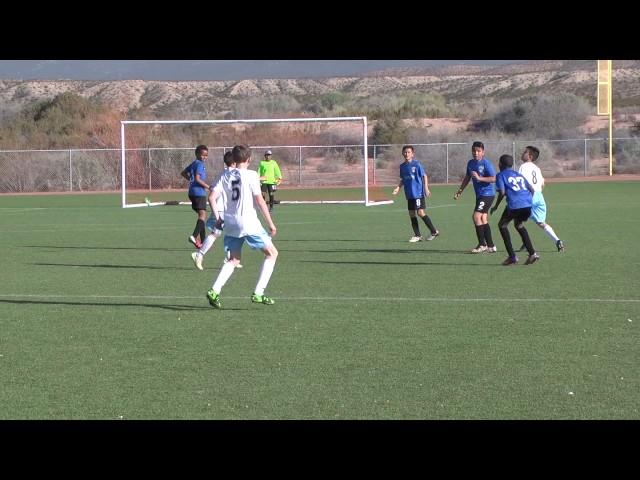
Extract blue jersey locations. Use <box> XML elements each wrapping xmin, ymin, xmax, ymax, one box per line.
<box><xmin>466</xmin><ymin>158</ymin><xmax>496</xmax><ymax>197</ymax></box>
<box><xmin>185</xmin><ymin>159</ymin><xmax>207</xmax><ymax>197</ymax></box>
<box><xmin>399</xmin><ymin>160</ymin><xmax>427</xmax><ymax>200</ymax></box>
<box><xmin>496</xmin><ymin>168</ymin><xmax>533</xmax><ymax>210</ymax></box>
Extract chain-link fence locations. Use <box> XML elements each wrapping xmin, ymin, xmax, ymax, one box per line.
<box><xmin>1</xmin><ymin>138</ymin><xmax>638</xmax><ymax>194</ymax></box>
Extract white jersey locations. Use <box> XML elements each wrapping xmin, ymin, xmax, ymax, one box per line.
<box><xmin>212</xmin><ymin>167</ymin><xmax>264</xmax><ymax>237</ymax></box>
<box><xmin>209</xmin><ymin>167</ymin><xmax>228</xmax><ymax>213</ymax></box>
<box><xmin>518</xmin><ymin>162</ymin><xmax>544</xmax><ymax>193</ymax></box>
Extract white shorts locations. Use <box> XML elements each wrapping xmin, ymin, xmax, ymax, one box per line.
<box><xmin>224</xmin><ymin>229</ymin><xmax>273</xmax><ymax>254</ymax></box>
<box><xmin>529</xmin><ymin>191</ymin><xmax>547</xmax><ymax>223</ymax></box>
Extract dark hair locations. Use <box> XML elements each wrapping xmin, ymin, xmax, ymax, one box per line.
<box><xmin>402</xmin><ymin>145</ymin><xmax>414</xmax><ymax>153</ymax></box>
<box><xmin>195</xmin><ymin>145</ymin><xmax>208</xmax><ymax>157</ymax></box>
<box><xmin>525</xmin><ymin>145</ymin><xmax>540</xmax><ymax>162</ymax></box>
<box><xmin>223</xmin><ymin>151</ymin><xmax>234</xmax><ymax>167</ymax></box>
<box><xmin>232</xmin><ymin>144</ymin><xmax>251</xmax><ymax>164</ymax></box>
<box><xmin>499</xmin><ymin>154</ymin><xmax>513</xmax><ymax>170</ymax></box>
<box><xmin>472</xmin><ymin>141</ymin><xmax>485</xmax><ymax>150</ymax></box>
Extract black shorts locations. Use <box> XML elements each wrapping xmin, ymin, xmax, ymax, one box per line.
<box><xmin>474</xmin><ymin>195</ymin><xmax>495</xmax><ymax>213</ymax></box>
<box><xmin>407</xmin><ymin>197</ymin><xmax>427</xmax><ymax>211</ymax></box>
<box><xmin>261</xmin><ymin>184</ymin><xmax>277</xmax><ymax>194</ymax></box>
<box><xmin>499</xmin><ymin>206</ymin><xmax>532</xmax><ymax>226</ymax></box>
<box><xmin>189</xmin><ymin>195</ymin><xmax>207</xmax><ymax>212</ymax></box>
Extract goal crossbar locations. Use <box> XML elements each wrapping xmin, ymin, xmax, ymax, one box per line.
<box><xmin>120</xmin><ymin>116</ymin><xmax>392</xmax><ymax>208</ymax></box>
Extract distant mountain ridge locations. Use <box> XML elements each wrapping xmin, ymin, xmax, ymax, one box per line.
<box><xmin>1</xmin><ymin>60</ymin><xmax>639</xmax><ymax>115</ymax></box>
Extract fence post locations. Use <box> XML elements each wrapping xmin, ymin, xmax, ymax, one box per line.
<box><xmin>69</xmin><ymin>149</ymin><xmax>73</xmax><ymax>192</ymax></box>
<box><xmin>148</xmin><ymin>148</ymin><xmax>152</xmax><ymax>191</ymax></box>
<box><xmin>446</xmin><ymin>143</ymin><xmax>449</xmax><ymax>184</ymax></box>
<box><xmin>584</xmin><ymin>139</ymin><xmax>587</xmax><ymax>176</ymax></box>
<box><xmin>373</xmin><ymin>145</ymin><xmax>376</xmax><ymax>185</ymax></box>
<box><xmin>299</xmin><ymin>146</ymin><xmax>302</xmax><ymax>185</ymax></box>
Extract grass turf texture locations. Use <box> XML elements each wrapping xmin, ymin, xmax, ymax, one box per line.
<box><xmin>0</xmin><ymin>182</ymin><xmax>638</xmax><ymax>419</ymax></box>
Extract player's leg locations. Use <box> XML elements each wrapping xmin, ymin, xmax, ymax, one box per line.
<box><xmin>268</xmin><ymin>184</ymin><xmax>276</xmax><ymax>212</ymax></box>
<box><xmin>188</xmin><ymin>196</ymin><xmax>204</xmax><ymax>248</ymax></box>
<box><xmin>207</xmin><ymin>236</ymin><xmax>243</xmax><ymax>308</ymax></box>
<box><xmin>498</xmin><ymin>209</ymin><xmax>517</xmax><ymax>264</ymax></box>
<box><xmin>245</xmin><ymin>232</ymin><xmax>278</xmax><ymax>305</ymax></box>
<box><xmin>417</xmin><ymin>207</ymin><xmax>438</xmax><ymax>239</ymax></box>
<box><xmin>472</xmin><ymin>210</ymin><xmax>487</xmax><ymax>252</ymax></box>
<box><xmin>480</xmin><ymin>196</ymin><xmax>496</xmax><ymax>251</ymax></box>
<box><xmin>515</xmin><ymin>208</ymin><xmax>539</xmax><ymax>264</ymax></box>
<box><xmin>408</xmin><ymin>200</ymin><xmax>422</xmax><ymax>242</ymax></box>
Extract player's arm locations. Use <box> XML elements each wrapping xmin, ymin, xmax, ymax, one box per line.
<box><xmin>454</xmin><ymin>174</ymin><xmax>471</xmax><ymax>199</ymax></box>
<box><xmin>254</xmin><ymin>193</ymin><xmax>277</xmax><ymax>236</ymax></box>
<box><xmin>180</xmin><ymin>167</ymin><xmax>190</xmax><ymax>181</ymax></box>
<box><xmin>423</xmin><ymin>173</ymin><xmax>431</xmax><ymax>197</ymax></box>
<box><xmin>471</xmin><ymin>172</ymin><xmax>496</xmax><ymax>183</ymax></box>
<box><xmin>194</xmin><ymin>173</ymin><xmax>210</xmax><ymax>190</ymax></box>
<box><xmin>392</xmin><ymin>179</ymin><xmax>403</xmax><ymax>196</ymax></box>
<box><xmin>490</xmin><ymin>190</ymin><xmax>505</xmax><ymax>214</ymax></box>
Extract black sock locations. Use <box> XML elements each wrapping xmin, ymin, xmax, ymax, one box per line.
<box><xmin>499</xmin><ymin>224</ymin><xmax>514</xmax><ymax>257</ymax></box>
<box><xmin>475</xmin><ymin>225</ymin><xmax>485</xmax><ymax>246</ymax></box>
<box><xmin>517</xmin><ymin>226</ymin><xmax>535</xmax><ymax>255</ymax></box>
<box><xmin>483</xmin><ymin>224</ymin><xmax>495</xmax><ymax>248</ymax></box>
<box><xmin>421</xmin><ymin>215</ymin><xmax>436</xmax><ymax>234</ymax></box>
<box><xmin>196</xmin><ymin>219</ymin><xmax>206</xmax><ymax>242</ymax></box>
<box><xmin>410</xmin><ymin>217</ymin><xmax>420</xmax><ymax>236</ymax></box>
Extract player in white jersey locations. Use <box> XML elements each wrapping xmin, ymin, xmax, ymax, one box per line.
<box><xmin>517</xmin><ymin>146</ymin><xmax>565</xmax><ymax>252</ymax></box>
<box><xmin>190</xmin><ymin>151</ymin><xmax>243</xmax><ymax>270</ymax></box>
<box><xmin>206</xmin><ymin>144</ymin><xmax>278</xmax><ymax>309</ymax></box>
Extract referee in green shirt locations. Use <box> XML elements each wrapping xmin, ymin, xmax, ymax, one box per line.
<box><xmin>258</xmin><ymin>150</ymin><xmax>283</xmax><ymax>212</ymax></box>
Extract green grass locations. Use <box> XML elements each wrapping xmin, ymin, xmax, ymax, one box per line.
<box><xmin>0</xmin><ymin>182</ymin><xmax>638</xmax><ymax>419</ymax></box>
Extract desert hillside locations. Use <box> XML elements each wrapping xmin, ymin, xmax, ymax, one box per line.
<box><xmin>1</xmin><ymin>60</ymin><xmax>639</xmax><ymax>115</ymax></box>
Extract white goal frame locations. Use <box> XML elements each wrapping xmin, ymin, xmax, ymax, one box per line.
<box><xmin>120</xmin><ymin>116</ymin><xmax>393</xmax><ymax>208</ymax></box>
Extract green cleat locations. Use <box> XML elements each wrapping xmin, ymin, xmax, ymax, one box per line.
<box><xmin>206</xmin><ymin>289</ymin><xmax>222</xmax><ymax>309</ymax></box>
<box><xmin>251</xmin><ymin>293</ymin><xmax>275</xmax><ymax>305</ymax></box>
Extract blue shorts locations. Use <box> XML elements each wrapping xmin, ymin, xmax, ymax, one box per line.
<box><xmin>224</xmin><ymin>230</ymin><xmax>273</xmax><ymax>254</ymax></box>
<box><xmin>529</xmin><ymin>191</ymin><xmax>547</xmax><ymax>223</ymax></box>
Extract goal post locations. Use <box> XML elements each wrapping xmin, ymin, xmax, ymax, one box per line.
<box><xmin>119</xmin><ymin>116</ymin><xmax>393</xmax><ymax>208</ymax></box>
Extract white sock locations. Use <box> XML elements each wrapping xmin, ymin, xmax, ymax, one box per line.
<box><xmin>212</xmin><ymin>261</ymin><xmax>236</xmax><ymax>293</ymax></box>
<box><xmin>543</xmin><ymin>224</ymin><xmax>559</xmax><ymax>243</ymax></box>
<box><xmin>254</xmin><ymin>258</ymin><xmax>276</xmax><ymax>296</ymax></box>
<box><xmin>199</xmin><ymin>234</ymin><xmax>216</xmax><ymax>256</ymax></box>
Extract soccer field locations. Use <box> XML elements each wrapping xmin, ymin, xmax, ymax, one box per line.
<box><xmin>0</xmin><ymin>181</ymin><xmax>638</xmax><ymax>419</ymax></box>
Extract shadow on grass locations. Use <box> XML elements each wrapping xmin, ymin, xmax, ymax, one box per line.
<box><xmin>299</xmin><ymin>259</ymin><xmax>499</xmax><ymax>266</ymax></box>
<box><xmin>24</xmin><ymin>245</ymin><xmax>194</xmax><ymax>252</ymax></box>
<box><xmin>33</xmin><ymin>262</ymin><xmax>217</xmax><ymax>272</ymax></box>
<box><xmin>0</xmin><ymin>298</ymin><xmax>247</xmax><ymax>312</ymax></box>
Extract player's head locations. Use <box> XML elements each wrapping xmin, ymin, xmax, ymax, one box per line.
<box><xmin>264</xmin><ymin>149</ymin><xmax>273</xmax><ymax>159</ymax></box>
<box><xmin>401</xmin><ymin>145</ymin><xmax>414</xmax><ymax>160</ymax></box>
<box><xmin>499</xmin><ymin>154</ymin><xmax>513</xmax><ymax>171</ymax></box>
<box><xmin>523</xmin><ymin>145</ymin><xmax>540</xmax><ymax>163</ymax></box>
<box><xmin>232</xmin><ymin>144</ymin><xmax>252</xmax><ymax>165</ymax></box>
<box><xmin>195</xmin><ymin>145</ymin><xmax>208</xmax><ymax>160</ymax></box>
<box><xmin>223</xmin><ymin>151</ymin><xmax>234</xmax><ymax>167</ymax></box>
<box><xmin>471</xmin><ymin>141</ymin><xmax>484</xmax><ymax>160</ymax></box>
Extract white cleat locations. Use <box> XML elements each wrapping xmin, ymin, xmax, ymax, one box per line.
<box><xmin>409</xmin><ymin>236</ymin><xmax>423</xmax><ymax>243</ymax></box>
<box><xmin>191</xmin><ymin>252</ymin><xmax>204</xmax><ymax>271</ymax></box>
<box><xmin>470</xmin><ymin>245</ymin><xmax>488</xmax><ymax>253</ymax></box>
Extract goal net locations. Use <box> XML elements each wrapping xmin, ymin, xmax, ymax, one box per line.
<box><xmin>120</xmin><ymin>117</ymin><xmax>393</xmax><ymax>208</ymax></box>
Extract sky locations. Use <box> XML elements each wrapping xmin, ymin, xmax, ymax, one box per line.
<box><xmin>0</xmin><ymin>60</ymin><xmax>525</xmax><ymax>81</ymax></box>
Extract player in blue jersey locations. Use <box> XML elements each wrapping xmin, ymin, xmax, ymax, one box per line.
<box><xmin>392</xmin><ymin>145</ymin><xmax>439</xmax><ymax>242</ymax></box>
<box><xmin>490</xmin><ymin>154</ymin><xmax>539</xmax><ymax>266</ymax></box>
<box><xmin>453</xmin><ymin>141</ymin><xmax>498</xmax><ymax>253</ymax></box>
<box><xmin>181</xmin><ymin>144</ymin><xmax>210</xmax><ymax>249</ymax></box>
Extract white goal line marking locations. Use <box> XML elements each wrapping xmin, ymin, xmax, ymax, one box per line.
<box><xmin>0</xmin><ymin>293</ymin><xmax>638</xmax><ymax>303</ymax></box>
